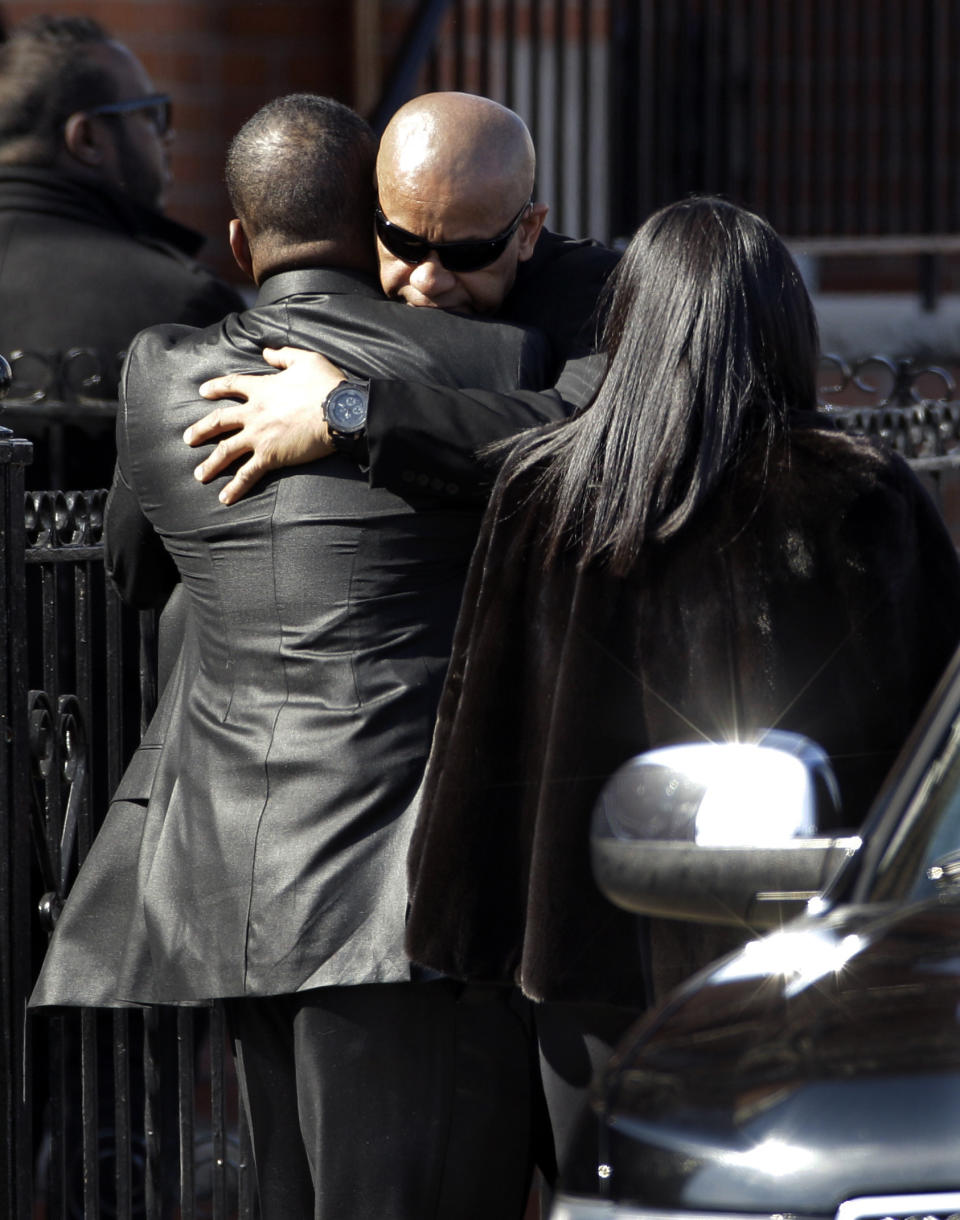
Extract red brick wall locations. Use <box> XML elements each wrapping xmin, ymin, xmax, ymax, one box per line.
<box><xmin>0</xmin><ymin>0</ymin><xmax>408</xmax><ymax>284</ymax></box>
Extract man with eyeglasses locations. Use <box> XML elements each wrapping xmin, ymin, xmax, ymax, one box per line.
<box><xmin>0</xmin><ymin>15</ymin><xmax>242</xmax><ymax>489</ymax></box>
<box><xmin>185</xmin><ymin>91</ymin><xmax>618</xmax><ymax>507</ymax></box>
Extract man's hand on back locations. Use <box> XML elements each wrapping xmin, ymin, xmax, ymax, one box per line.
<box><xmin>186</xmin><ymin>347</ymin><xmax>345</xmax><ymax>504</ymax></box>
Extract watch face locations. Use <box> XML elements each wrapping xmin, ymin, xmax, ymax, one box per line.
<box><xmin>327</xmin><ymin>384</ymin><xmax>368</xmax><ymax>433</ymax></box>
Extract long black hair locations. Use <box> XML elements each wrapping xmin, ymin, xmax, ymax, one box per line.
<box><xmin>512</xmin><ymin>196</ymin><xmax>820</xmax><ymax>574</ymax></box>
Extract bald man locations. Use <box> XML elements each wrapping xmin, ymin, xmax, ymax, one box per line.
<box><xmin>182</xmin><ymin>91</ymin><xmax>618</xmax><ymax>506</ymax></box>
<box><xmin>375</xmin><ymin>90</ymin><xmax>547</xmax><ymax>314</ymax></box>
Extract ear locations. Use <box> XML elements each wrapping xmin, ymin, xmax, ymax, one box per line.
<box><xmin>62</xmin><ymin>112</ymin><xmax>107</xmax><ymax>168</ymax></box>
<box><xmin>229</xmin><ymin>218</ymin><xmax>255</xmax><ymax>280</ymax></box>
<box><xmin>517</xmin><ymin>202</ymin><xmax>548</xmax><ymax>262</ymax></box>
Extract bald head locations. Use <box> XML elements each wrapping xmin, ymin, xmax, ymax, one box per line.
<box><xmin>377</xmin><ymin>92</ymin><xmax>535</xmax><ymax>211</ymax></box>
<box><xmin>375</xmin><ymin>92</ymin><xmax>546</xmax><ymax>314</ymax></box>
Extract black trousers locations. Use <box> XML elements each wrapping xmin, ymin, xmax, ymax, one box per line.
<box><xmin>225</xmin><ymin>980</ymin><xmax>537</xmax><ymax>1220</ymax></box>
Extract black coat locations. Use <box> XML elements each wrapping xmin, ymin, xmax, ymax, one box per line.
<box><xmin>361</xmin><ymin>230</ymin><xmax>621</xmax><ymax>504</ymax></box>
<box><xmin>404</xmin><ymin>418</ymin><xmax>960</xmax><ymax>1007</ymax></box>
<box><xmin>30</xmin><ymin>267</ymin><xmax>550</xmax><ymax>1006</ymax></box>
<box><xmin>0</xmin><ymin>167</ymin><xmax>243</xmax><ymax>488</ymax></box>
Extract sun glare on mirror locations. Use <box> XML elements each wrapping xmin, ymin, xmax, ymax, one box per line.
<box><xmin>642</xmin><ymin>741</ymin><xmax>817</xmax><ymax>846</ymax></box>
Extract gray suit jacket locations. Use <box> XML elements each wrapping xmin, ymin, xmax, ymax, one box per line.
<box><xmin>31</xmin><ymin>267</ymin><xmax>549</xmax><ymax>1005</ymax></box>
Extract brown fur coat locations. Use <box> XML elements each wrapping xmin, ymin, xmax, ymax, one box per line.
<box><xmin>405</xmin><ymin>418</ymin><xmax>960</xmax><ymax>1007</ymax></box>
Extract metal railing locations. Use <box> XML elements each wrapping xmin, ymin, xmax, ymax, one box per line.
<box><xmin>0</xmin><ymin>434</ymin><xmax>255</xmax><ymax>1217</ymax></box>
<box><xmin>0</xmin><ymin>348</ymin><xmax>120</xmax><ymax>492</ymax></box>
<box><xmin>818</xmin><ymin>354</ymin><xmax>960</xmax><ymax>547</ymax></box>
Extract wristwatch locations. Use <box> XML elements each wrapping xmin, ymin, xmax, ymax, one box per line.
<box><xmin>322</xmin><ymin>378</ymin><xmax>369</xmax><ymax>458</ymax></box>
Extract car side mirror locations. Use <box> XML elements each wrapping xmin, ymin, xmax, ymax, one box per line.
<box><xmin>591</xmin><ymin>731</ymin><xmax>862</xmax><ymax>929</ymax></box>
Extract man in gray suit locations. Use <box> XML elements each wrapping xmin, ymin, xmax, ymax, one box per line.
<box><xmin>32</xmin><ymin>94</ymin><xmax>549</xmax><ymax>1219</ymax></box>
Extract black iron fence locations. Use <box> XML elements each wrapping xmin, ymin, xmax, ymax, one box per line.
<box><xmin>0</xmin><ymin>348</ymin><xmax>120</xmax><ymax>492</ymax></box>
<box><xmin>0</xmin><ymin>434</ymin><xmax>255</xmax><ymax>1219</ymax></box>
<box><xmin>3</xmin><ymin>355</ymin><xmax>960</xmax><ymax>1216</ymax></box>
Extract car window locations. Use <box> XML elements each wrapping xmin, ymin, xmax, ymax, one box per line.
<box><xmin>867</xmin><ymin>716</ymin><xmax>960</xmax><ymax>903</ymax></box>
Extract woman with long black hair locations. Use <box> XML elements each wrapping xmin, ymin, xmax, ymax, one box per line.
<box><xmin>405</xmin><ymin>196</ymin><xmax>960</xmax><ymax>1182</ymax></box>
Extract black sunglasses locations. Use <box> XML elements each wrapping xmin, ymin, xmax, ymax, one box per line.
<box><xmin>374</xmin><ymin>198</ymin><xmax>532</xmax><ymax>272</ymax></box>
<box><xmin>84</xmin><ymin>93</ymin><xmax>173</xmax><ymax>137</ymax></box>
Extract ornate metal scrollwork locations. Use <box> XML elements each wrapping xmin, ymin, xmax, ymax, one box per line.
<box><xmin>30</xmin><ymin>689</ymin><xmax>89</xmax><ymax>931</ymax></box>
<box><xmin>29</xmin><ymin>689</ymin><xmax>59</xmax><ymax>931</ymax></box>
<box><xmin>28</xmin><ymin>689</ymin><xmax>55</xmax><ymax>782</ymax></box>
<box><xmin>56</xmin><ymin>694</ymin><xmax>87</xmax><ymax>892</ymax></box>
<box><xmin>0</xmin><ymin>347</ymin><xmax>123</xmax><ymax>405</ymax></box>
<box><xmin>24</xmin><ymin>488</ymin><xmax>107</xmax><ymax>549</ymax></box>
<box><xmin>819</xmin><ymin>354</ymin><xmax>960</xmax><ymax>457</ymax></box>
<box><xmin>818</xmin><ymin>353</ymin><xmax>958</xmax><ymax>407</ymax></box>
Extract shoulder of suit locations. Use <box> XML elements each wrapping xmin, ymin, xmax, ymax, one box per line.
<box><xmin>120</xmin><ymin>315</ymin><xmax>243</xmax><ymax>402</ymax></box>
<box><xmin>127</xmin><ymin>312</ymin><xmax>237</xmax><ymax>358</ymax></box>
<box><xmin>123</xmin><ymin>324</ymin><xmax>204</xmax><ymax>373</ymax></box>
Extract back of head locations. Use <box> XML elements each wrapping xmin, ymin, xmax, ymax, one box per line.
<box><xmin>226</xmin><ymin>94</ymin><xmax>376</xmax><ymax>261</ymax></box>
<box><xmin>522</xmin><ymin>196</ymin><xmax>820</xmax><ymax>572</ymax></box>
<box><xmin>602</xmin><ymin>196</ymin><xmax>818</xmax><ymax>436</ymax></box>
<box><xmin>0</xmin><ymin>15</ymin><xmax>115</xmax><ymax>165</ymax></box>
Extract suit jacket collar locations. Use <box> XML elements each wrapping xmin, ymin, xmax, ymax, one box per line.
<box><xmin>255</xmin><ymin>267</ymin><xmax>383</xmax><ymax>307</ymax></box>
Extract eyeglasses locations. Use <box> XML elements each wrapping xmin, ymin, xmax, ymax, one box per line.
<box><xmin>374</xmin><ymin>198</ymin><xmax>532</xmax><ymax>272</ymax></box>
<box><xmin>84</xmin><ymin>93</ymin><xmax>173</xmax><ymax>137</ymax></box>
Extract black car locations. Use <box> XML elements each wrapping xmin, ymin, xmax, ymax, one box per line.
<box><xmin>553</xmin><ymin>644</ymin><xmax>960</xmax><ymax>1220</ymax></box>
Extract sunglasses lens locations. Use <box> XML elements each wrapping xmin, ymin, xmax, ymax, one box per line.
<box><xmin>375</xmin><ymin>213</ymin><xmax>425</xmax><ymax>264</ymax></box>
<box><xmin>437</xmin><ymin>238</ymin><xmax>507</xmax><ymax>272</ymax></box>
